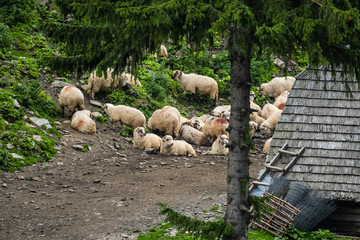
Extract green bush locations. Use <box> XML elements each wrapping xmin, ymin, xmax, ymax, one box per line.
<box><xmin>0</xmin><ymin>89</ymin><xmax>25</xmax><ymax>122</ymax></box>
<box><xmin>0</xmin><ymin>23</ymin><xmax>12</xmax><ymax>48</ymax></box>
<box><xmin>0</xmin><ymin>0</ymin><xmax>37</xmax><ymax>27</ymax></box>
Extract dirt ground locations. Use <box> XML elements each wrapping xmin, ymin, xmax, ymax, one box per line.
<box><xmin>0</xmin><ymin>83</ymin><xmax>268</xmax><ymax>240</ymax></box>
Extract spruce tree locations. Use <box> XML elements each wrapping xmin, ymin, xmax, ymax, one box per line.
<box><xmin>44</xmin><ymin>1</ymin><xmax>360</xmax><ymax>239</ymax></box>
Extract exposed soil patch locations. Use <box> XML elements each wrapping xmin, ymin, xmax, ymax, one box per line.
<box><xmin>0</xmin><ymin>81</ymin><xmax>268</xmax><ymax>240</ymax></box>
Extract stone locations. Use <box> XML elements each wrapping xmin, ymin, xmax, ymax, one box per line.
<box><xmin>144</xmin><ymin>148</ymin><xmax>157</xmax><ymax>154</ymax></box>
<box><xmin>72</xmin><ymin>145</ymin><xmax>84</xmax><ymax>150</ymax></box>
<box><xmin>90</xmin><ymin>112</ymin><xmax>102</xmax><ymax>118</ymax></box>
<box><xmin>13</xmin><ymin>99</ymin><xmax>21</xmax><ymax>108</ymax></box>
<box><xmin>6</xmin><ymin>143</ymin><xmax>14</xmax><ymax>149</ymax></box>
<box><xmin>33</xmin><ymin>135</ymin><xmax>43</xmax><ymax>141</ymax></box>
<box><xmin>90</xmin><ymin>100</ymin><xmax>102</xmax><ymax>108</ymax></box>
<box><xmin>50</xmin><ymin>80</ymin><xmax>74</xmax><ymax>88</ymax></box>
<box><xmin>10</xmin><ymin>153</ymin><xmax>24</xmax><ymax>160</ymax></box>
<box><xmin>29</xmin><ymin>117</ymin><xmax>52</xmax><ymax>129</ymax></box>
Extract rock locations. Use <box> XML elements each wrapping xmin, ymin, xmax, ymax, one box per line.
<box><xmin>90</xmin><ymin>100</ymin><xmax>102</xmax><ymax>108</ymax></box>
<box><xmin>25</xmin><ymin>122</ymin><xmax>36</xmax><ymax>128</ymax></box>
<box><xmin>29</xmin><ymin>117</ymin><xmax>52</xmax><ymax>129</ymax></box>
<box><xmin>93</xmin><ymin>179</ymin><xmax>101</xmax><ymax>183</ymax></box>
<box><xmin>81</xmin><ymin>84</ymin><xmax>88</xmax><ymax>91</ymax></box>
<box><xmin>50</xmin><ymin>80</ymin><xmax>74</xmax><ymax>88</ymax></box>
<box><xmin>13</xmin><ymin>99</ymin><xmax>21</xmax><ymax>108</ymax></box>
<box><xmin>6</xmin><ymin>143</ymin><xmax>14</xmax><ymax>149</ymax></box>
<box><xmin>90</xmin><ymin>112</ymin><xmax>102</xmax><ymax>118</ymax></box>
<box><xmin>144</xmin><ymin>148</ymin><xmax>157</xmax><ymax>154</ymax></box>
<box><xmin>10</xmin><ymin>153</ymin><xmax>24</xmax><ymax>160</ymax></box>
<box><xmin>72</xmin><ymin>145</ymin><xmax>84</xmax><ymax>150</ymax></box>
<box><xmin>33</xmin><ymin>135</ymin><xmax>43</xmax><ymax>141</ymax></box>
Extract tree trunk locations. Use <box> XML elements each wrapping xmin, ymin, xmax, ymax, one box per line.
<box><xmin>225</xmin><ymin>26</ymin><xmax>252</xmax><ymax>240</ymax></box>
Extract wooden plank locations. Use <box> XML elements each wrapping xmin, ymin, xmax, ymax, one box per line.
<box><xmin>252</xmin><ymin>181</ymin><xmax>270</xmax><ymax>186</ymax></box>
<box><xmin>278</xmin><ymin>149</ymin><xmax>298</xmax><ymax>156</ymax></box>
<box><xmin>280</xmin><ymin>147</ymin><xmax>305</xmax><ymax>176</ymax></box>
<box><xmin>265</xmin><ymin>165</ymin><xmax>285</xmax><ymax>172</ymax></box>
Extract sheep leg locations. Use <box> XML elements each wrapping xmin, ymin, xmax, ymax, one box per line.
<box><xmin>61</xmin><ymin>106</ymin><xmax>65</xmax><ymax>117</ymax></box>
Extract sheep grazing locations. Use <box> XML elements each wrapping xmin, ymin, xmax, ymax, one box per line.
<box><xmin>70</xmin><ymin>110</ymin><xmax>96</xmax><ymax>134</ymax></box>
<box><xmin>249</xmin><ymin>121</ymin><xmax>258</xmax><ymax>138</ymax></box>
<box><xmin>172</xmin><ymin>70</ymin><xmax>218</xmax><ymax>104</ymax></box>
<box><xmin>260</xmin><ymin>103</ymin><xmax>278</xmax><ymax>120</ymax></box>
<box><xmin>87</xmin><ymin>69</ymin><xmax>120</xmax><ymax>99</ymax></box>
<box><xmin>263</xmin><ymin>138</ymin><xmax>273</xmax><ymax>154</ymax></box>
<box><xmin>259</xmin><ymin>109</ymin><xmax>282</xmax><ymax>137</ymax></box>
<box><xmin>273</xmin><ymin>90</ymin><xmax>289</xmax><ymax>110</ymax></box>
<box><xmin>160</xmin><ymin>135</ymin><xmax>197</xmax><ymax>157</ymax></box>
<box><xmin>119</xmin><ymin>73</ymin><xmax>142</xmax><ymax>87</ymax></box>
<box><xmin>178</xmin><ymin>122</ymin><xmax>207</xmax><ymax>146</ymax></box>
<box><xmin>203</xmin><ymin>117</ymin><xmax>229</xmax><ymax>143</ymax></box>
<box><xmin>148</xmin><ymin>106</ymin><xmax>181</xmax><ymax>137</ymax></box>
<box><xmin>258</xmin><ymin>76</ymin><xmax>296</xmax><ymax>98</ymax></box>
<box><xmin>209</xmin><ymin>134</ymin><xmax>229</xmax><ymax>155</ymax></box>
<box><xmin>103</xmin><ymin>103</ymin><xmax>146</xmax><ymax>129</ymax></box>
<box><xmin>152</xmin><ymin>44</ymin><xmax>169</xmax><ymax>58</ymax></box>
<box><xmin>59</xmin><ymin>85</ymin><xmax>85</xmax><ymax>117</ymax></box>
<box><xmin>133</xmin><ymin>127</ymin><xmax>162</xmax><ymax>150</ymax></box>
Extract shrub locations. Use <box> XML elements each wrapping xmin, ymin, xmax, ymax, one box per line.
<box><xmin>0</xmin><ymin>0</ymin><xmax>37</xmax><ymax>27</ymax></box>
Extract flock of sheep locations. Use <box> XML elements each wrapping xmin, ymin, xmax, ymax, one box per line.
<box><xmin>58</xmin><ymin>47</ymin><xmax>296</xmax><ymax>158</ymax></box>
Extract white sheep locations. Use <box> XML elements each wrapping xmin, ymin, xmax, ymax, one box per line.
<box><xmin>259</xmin><ymin>109</ymin><xmax>282</xmax><ymax>137</ymax></box>
<box><xmin>103</xmin><ymin>103</ymin><xmax>146</xmax><ymax>129</ymax></box>
<box><xmin>160</xmin><ymin>135</ymin><xmax>197</xmax><ymax>157</ymax></box>
<box><xmin>59</xmin><ymin>85</ymin><xmax>85</xmax><ymax>117</ymax></box>
<box><xmin>87</xmin><ymin>69</ymin><xmax>120</xmax><ymax>99</ymax></box>
<box><xmin>178</xmin><ymin>122</ymin><xmax>207</xmax><ymax>146</ymax></box>
<box><xmin>119</xmin><ymin>72</ymin><xmax>142</xmax><ymax>87</ymax></box>
<box><xmin>172</xmin><ymin>70</ymin><xmax>218</xmax><ymax>102</ymax></box>
<box><xmin>209</xmin><ymin>134</ymin><xmax>229</xmax><ymax>155</ymax></box>
<box><xmin>273</xmin><ymin>90</ymin><xmax>289</xmax><ymax>110</ymax></box>
<box><xmin>133</xmin><ymin>127</ymin><xmax>162</xmax><ymax>150</ymax></box>
<box><xmin>148</xmin><ymin>106</ymin><xmax>181</xmax><ymax>137</ymax></box>
<box><xmin>260</xmin><ymin>103</ymin><xmax>279</xmax><ymax>120</ymax></box>
<box><xmin>70</xmin><ymin>110</ymin><xmax>96</xmax><ymax>134</ymax></box>
<box><xmin>189</xmin><ymin>116</ymin><xmax>205</xmax><ymax>131</ymax></box>
<box><xmin>250</xmin><ymin>112</ymin><xmax>266</xmax><ymax>126</ymax></box>
<box><xmin>203</xmin><ymin>117</ymin><xmax>229</xmax><ymax>143</ymax></box>
<box><xmin>263</xmin><ymin>138</ymin><xmax>273</xmax><ymax>154</ymax></box>
<box><xmin>180</xmin><ymin>116</ymin><xmax>190</xmax><ymax>125</ymax></box>
<box><xmin>151</xmin><ymin>44</ymin><xmax>169</xmax><ymax>58</ymax></box>
<box><xmin>258</xmin><ymin>76</ymin><xmax>296</xmax><ymax>98</ymax></box>
<box><xmin>211</xmin><ymin>105</ymin><xmax>230</xmax><ymax>117</ymax></box>
<box><xmin>249</xmin><ymin>121</ymin><xmax>258</xmax><ymax>138</ymax></box>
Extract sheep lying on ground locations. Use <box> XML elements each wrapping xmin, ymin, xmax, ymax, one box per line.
<box><xmin>258</xmin><ymin>76</ymin><xmax>296</xmax><ymax>98</ymax></box>
<box><xmin>263</xmin><ymin>138</ymin><xmax>272</xmax><ymax>154</ymax></box>
<box><xmin>189</xmin><ymin>116</ymin><xmax>205</xmax><ymax>131</ymax></box>
<box><xmin>148</xmin><ymin>106</ymin><xmax>181</xmax><ymax>137</ymax></box>
<box><xmin>259</xmin><ymin>109</ymin><xmax>282</xmax><ymax>137</ymax></box>
<box><xmin>87</xmin><ymin>70</ymin><xmax>119</xmax><ymax>99</ymax></box>
<box><xmin>203</xmin><ymin>117</ymin><xmax>229</xmax><ymax>143</ymax></box>
<box><xmin>133</xmin><ymin>127</ymin><xmax>162</xmax><ymax>150</ymax></box>
<box><xmin>160</xmin><ymin>135</ymin><xmax>197</xmax><ymax>157</ymax></box>
<box><xmin>249</xmin><ymin>121</ymin><xmax>258</xmax><ymax>138</ymax></box>
<box><xmin>172</xmin><ymin>70</ymin><xmax>218</xmax><ymax>102</ymax></box>
<box><xmin>103</xmin><ymin>103</ymin><xmax>146</xmax><ymax>129</ymax></box>
<box><xmin>250</xmin><ymin>112</ymin><xmax>266</xmax><ymax>126</ymax></box>
<box><xmin>178</xmin><ymin>122</ymin><xmax>207</xmax><ymax>146</ymax></box>
<box><xmin>70</xmin><ymin>110</ymin><xmax>96</xmax><ymax>134</ymax></box>
<box><xmin>260</xmin><ymin>103</ymin><xmax>279</xmax><ymax>120</ymax></box>
<box><xmin>209</xmin><ymin>134</ymin><xmax>229</xmax><ymax>155</ymax></box>
<box><xmin>212</xmin><ymin>105</ymin><xmax>230</xmax><ymax>117</ymax></box>
<box><xmin>180</xmin><ymin>116</ymin><xmax>190</xmax><ymax>125</ymax></box>
<box><xmin>273</xmin><ymin>90</ymin><xmax>289</xmax><ymax>110</ymax></box>
<box><xmin>59</xmin><ymin>85</ymin><xmax>85</xmax><ymax>117</ymax></box>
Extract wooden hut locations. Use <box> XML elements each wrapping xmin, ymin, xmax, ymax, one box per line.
<box><xmin>267</xmin><ymin>66</ymin><xmax>360</xmax><ymax>236</ymax></box>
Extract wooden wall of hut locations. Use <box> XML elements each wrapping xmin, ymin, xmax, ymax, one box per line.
<box><xmin>318</xmin><ymin>201</ymin><xmax>360</xmax><ymax>237</ymax></box>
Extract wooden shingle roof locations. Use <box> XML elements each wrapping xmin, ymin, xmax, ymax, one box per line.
<box><xmin>268</xmin><ymin>67</ymin><xmax>360</xmax><ymax>202</ymax></box>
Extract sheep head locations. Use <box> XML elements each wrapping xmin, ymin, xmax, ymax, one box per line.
<box><xmin>172</xmin><ymin>70</ymin><xmax>182</xmax><ymax>80</ymax></box>
<box><xmin>135</xmin><ymin>127</ymin><xmax>146</xmax><ymax>137</ymax></box>
<box><xmin>218</xmin><ymin>134</ymin><xmax>228</xmax><ymax>146</ymax></box>
<box><xmin>162</xmin><ymin>135</ymin><xmax>174</xmax><ymax>147</ymax></box>
<box><xmin>259</xmin><ymin>122</ymin><xmax>272</xmax><ymax>136</ymax></box>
